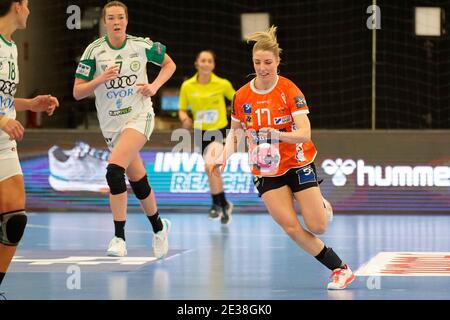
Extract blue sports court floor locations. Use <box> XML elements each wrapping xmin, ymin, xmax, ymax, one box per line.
<box><xmin>1</xmin><ymin>212</ymin><xmax>450</xmax><ymax>300</ymax></box>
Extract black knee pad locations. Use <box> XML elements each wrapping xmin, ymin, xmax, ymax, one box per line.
<box><xmin>129</xmin><ymin>175</ymin><xmax>151</xmax><ymax>200</ymax></box>
<box><xmin>0</xmin><ymin>210</ymin><xmax>27</xmax><ymax>246</ymax></box>
<box><xmin>106</xmin><ymin>164</ymin><xmax>127</xmax><ymax>195</ymax></box>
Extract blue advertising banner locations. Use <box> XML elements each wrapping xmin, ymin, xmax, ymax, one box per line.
<box><xmin>21</xmin><ymin>139</ymin><xmax>450</xmax><ymax>213</ymax></box>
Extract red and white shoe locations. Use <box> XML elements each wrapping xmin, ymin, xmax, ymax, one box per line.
<box><xmin>327</xmin><ymin>264</ymin><xmax>356</xmax><ymax>290</ymax></box>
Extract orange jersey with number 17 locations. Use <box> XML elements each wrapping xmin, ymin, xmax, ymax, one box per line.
<box><xmin>231</xmin><ymin>76</ymin><xmax>317</xmax><ymax>177</ymax></box>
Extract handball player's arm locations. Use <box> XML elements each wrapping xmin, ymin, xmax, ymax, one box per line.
<box><xmin>178</xmin><ymin>109</ymin><xmax>192</xmax><ymax>129</ymax></box>
<box><xmin>178</xmin><ymin>84</ymin><xmax>192</xmax><ymax>128</ymax></box>
<box><xmin>278</xmin><ymin>114</ymin><xmax>311</xmax><ymax>144</ymax></box>
<box><xmin>222</xmin><ymin>120</ymin><xmax>245</xmax><ymax>163</ymax></box>
<box><xmin>14</xmin><ymin>96</ymin><xmax>59</xmax><ymax>115</ymax></box>
<box><xmin>153</xmin><ymin>54</ymin><xmax>176</xmax><ymax>90</ymax></box>
<box><xmin>73</xmin><ymin>64</ymin><xmax>120</xmax><ymax>101</ymax></box>
<box><xmin>138</xmin><ymin>54</ymin><xmax>176</xmax><ymax>97</ymax></box>
<box><xmin>13</xmin><ymin>98</ymin><xmax>32</xmax><ymax>111</ymax></box>
<box><xmin>0</xmin><ymin>115</ymin><xmax>24</xmax><ymax>141</ymax></box>
<box><xmin>207</xmin><ymin>120</ymin><xmax>244</xmax><ymax>176</ymax></box>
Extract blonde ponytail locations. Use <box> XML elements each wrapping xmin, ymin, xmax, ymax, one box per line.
<box><xmin>246</xmin><ymin>25</ymin><xmax>282</xmax><ymax>58</ymax></box>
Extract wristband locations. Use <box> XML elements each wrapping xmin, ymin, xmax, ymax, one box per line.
<box><xmin>0</xmin><ymin>116</ymin><xmax>10</xmax><ymax>129</ymax></box>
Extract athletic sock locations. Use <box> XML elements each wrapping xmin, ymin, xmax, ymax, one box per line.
<box><xmin>315</xmin><ymin>245</ymin><xmax>345</xmax><ymax>271</ymax></box>
<box><xmin>114</xmin><ymin>220</ymin><xmax>126</xmax><ymax>241</ymax></box>
<box><xmin>212</xmin><ymin>192</ymin><xmax>227</xmax><ymax>207</ymax></box>
<box><xmin>147</xmin><ymin>211</ymin><xmax>163</xmax><ymax>233</ymax></box>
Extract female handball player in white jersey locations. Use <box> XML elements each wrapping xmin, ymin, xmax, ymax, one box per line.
<box><xmin>73</xmin><ymin>1</ymin><xmax>176</xmax><ymax>258</ymax></box>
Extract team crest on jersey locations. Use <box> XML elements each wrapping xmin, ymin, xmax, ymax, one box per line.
<box><xmin>130</xmin><ymin>61</ymin><xmax>140</xmax><ymax>72</ymax></box>
<box><xmin>274</xmin><ymin>115</ymin><xmax>292</xmax><ymax>125</ymax></box>
<box><xmin>243</xmin><ymin>104</ymin><xmax>252</xmax><ymax>114</ymax></box>
<box><xmin>281</xmin><ymin>92</ymin><xmax>287</xmax><ymax>105</ymax></box>
<box><xmin>294</xmin><ymin>95</ymin><xmax>307</xmax><ymax>108</ymax></box>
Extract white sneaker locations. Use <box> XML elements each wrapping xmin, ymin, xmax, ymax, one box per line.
<box><xmin>107</xmin><ymin>236</ymin><xmax>127</xmax><ymax>257</ymax></box>
<box><xmin>327</xmin><ymin>264</ymin><xmax>356</xmax><ymax>290</ymax></box>
<box><xmin>153</xmin><ymin>219</ymin><xmax>171</xmax><ymax>259</ymax></box>
<box><xmin>323</xmin><ymin>197</ymin><xmax>333</xmax><ymax>223</ymax></box>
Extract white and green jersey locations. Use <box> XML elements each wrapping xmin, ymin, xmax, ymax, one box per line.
<box><xmin>0</xmin><ymin>35</ymin><xmax>19</xmax><ymax>150</ymax></box>
<box><xmin>75</xmin><ymin>35</ymin><xmax>166</xmax><ymax>133</ymax></box>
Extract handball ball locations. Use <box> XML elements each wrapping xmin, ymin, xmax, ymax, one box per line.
<box><xmin>250</xmin><ymin>143</ymin><xmax>280</xmax><ymax>171</ymax></box>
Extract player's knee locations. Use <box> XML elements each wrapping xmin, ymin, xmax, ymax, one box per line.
<box><xmin>283</xmin><ymin>223</ymin><xmax>303</xmax><ymax>238</ymax></box>
<box><xmin>1</xmin><ymin>210</ymin><xmax>27</xmax><ymax>246</ymax></box>
<box><xmin>129</xmin><ymin>175</ymin><xmax>151</xmax><ymax>200</ymax></box>
<box><xmin>106</xmin><ymin>164</ymin><xmax>126</xmax><ymax>195</ymax></box>
<box><xmin>308</xmin><ymin>222</ymin><xmax>327</xmax><ymax>235</ymax></box>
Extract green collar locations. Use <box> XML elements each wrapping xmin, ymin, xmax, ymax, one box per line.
<box><xmin>105</xmin><ymin>35</ymin><xmax>127</xmax><ymax>50</ymax></box>
<box><xmin>0</xmin><ymin>34</ymin><xmax>13</xmax><ymax>47</ymax></box>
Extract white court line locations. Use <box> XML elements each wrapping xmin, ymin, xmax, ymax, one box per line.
<box><xmin>161</xmin><ymin>249</ymin><xmax>196</xmax><ymax>262</ymax></box>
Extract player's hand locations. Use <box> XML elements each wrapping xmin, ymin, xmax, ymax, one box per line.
<box><xmin>30</xmin><ymin>95</ymin><xmax>60</xmax><ymax>116</ymax></box>
<box><xmin>136</xmin><ymin>82</ymin><xmax>159</xmax><ymax>97</ymax></box>
<box><xmin>181</xmin><ymin>117</ymin><xmax>192</xmax><ymax>129</ymax></box>
<box><xmin>98</xmin><ymin>65</ymin><xmax>119</xmax><ymax>83</ymax></box>
<box><xmin>1</xmin><ymin>118</ymin><xmax>24</xmax><ymax>141</ymax></box>
<box><xmin>259</xmin><ymin>127</ymin><xmax>281</xmax><ymax>141</ymax></box>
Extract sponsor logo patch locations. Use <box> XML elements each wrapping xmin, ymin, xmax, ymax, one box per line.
<box><xmin>294</xmin><ymin>95</ymin><xmax>307</xmax><ymax>108</ymax></box>
<box><xmin>274</xmin><ymin>115</ymin><xmax>292</xmax><ymax>125</ymax></box>
<box><xmin>109</xmin><ymin>106</ymin><xmax>132</xmax><ymax>116</ymax></box>
<box><xmin>76</xmin><ymin>63</ymin><xmax>91</xmax><ymax>77</ymax></box>
<box><xmin>296</xmin><ymin>165</ymin><xmax>317</xmax><ymax>184</ymax></box>
<box><xmin>243</xmin><ymin>104</ymin><xmax>252</xmax><ymax>114</ymax></box>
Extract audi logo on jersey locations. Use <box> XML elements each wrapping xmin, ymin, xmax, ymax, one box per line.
<box><xmin>105</xmin><ymin>75</ymin><xmax>138</xmax><ymax>89</ymax></box>
<box><xmin>0</xmin><ymin>80</ymin><xmax>17</xmax><ymax>96</ymax></box>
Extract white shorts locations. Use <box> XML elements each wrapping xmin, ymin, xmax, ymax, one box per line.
<box><xmin>0</xmin><ymin>147</ymin><xmax>22</xmax><ymax>182</ymax></box>
<box><xmin>103</xmin><ymin>111</ymin><xmax>155</xmax><ymax>151</ymax></box>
